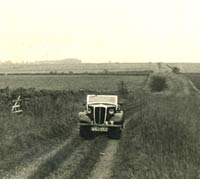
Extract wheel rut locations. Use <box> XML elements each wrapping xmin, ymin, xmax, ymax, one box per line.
<box><xmin>88</xmin><ymin>140</ymin><xmax>119</xmax><ymax>179</ymax></box>
<box><xmin>87</xmin><ymin>116</ymin><xmax>135</xmax><ymax>179</ymax></box>
<box><xmin>4</xmin><ymin>129</ymin><xmax>81</xmax><ymax>179</ymax></box>
<box><xmin>4</xmin><ymin>115</ymin><xmax>137</xmax><ymax>179</ymax></box>
<box><xmin>46</xmin><ymin>140</ymin><xmax>91</xmax><ymax>179</ymax></box>
<box><xmin>29</xmin><ymin>136</ymin><xmax>82</xmax><ymax>179</ymax></box>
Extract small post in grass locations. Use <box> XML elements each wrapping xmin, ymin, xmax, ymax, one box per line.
<box><xmin>11</xmin><ymin>95</ymin><xmax>23</xmax><ymax>114</ymax></box>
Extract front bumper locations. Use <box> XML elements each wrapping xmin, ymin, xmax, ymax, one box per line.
<box><xmin>78</xmin><ymin>122</ymin><xmax>122</xmax><ymax>132</ymax></box>
<box><xmin>78</xmin><ymin>122</ymin><xmax>122</xmax><ymax>128</ymax></box>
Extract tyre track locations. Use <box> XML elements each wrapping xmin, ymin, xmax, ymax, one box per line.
<box><xmin>28</xmin><ymin>132</ymin><xmax>83</xmax><ymax>179</ymax></box>
<box><xmin>188</xmin><ymin>79</ymin><xmax>200</xmax><ymax>94</ymax></box>
<box><xmin>88</xmin><ymin>140</ymin><xmax>118</xmax><ymax>179</ymax></box>
<box><xmin>46</xmin><ymin>141</ymin><xmax>91</xmax><ymax>179</ymax></box>
<box><xmin>4</xmin><ymin>130</ymin><xmax>112</xmax><ymax>179</ymax></box>
<box><xmin>45</xmin><ymin>136</ymin><xmax>108</xmax><ymax>179</ymax></box>
<box><xmin>87</xmin><ymin>115</ymin><xmax>136</xmax><ymax>179</ymax></box>
<box><xmin>165</xmin><ymin>74</ymin><xmax>190</xmax><ymax>96</ymax></box>
<box><xmin>4</xmin><ymin>107</ymin><xmax>141</xmax><ymax>179</ymax></box>
<box><xmin>3</xmin><ymin>129</ymin><xmax>80</xmax><ymax>179</ymax></box>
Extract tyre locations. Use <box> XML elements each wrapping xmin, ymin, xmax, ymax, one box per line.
<box><xmin>108</xmin><ymin>127</ymin><xmax>122</xmax><ymax>139</ymax></box>
<box><xmin>79</xmin><ymin>126</ymin><xmax>94</xmax><ymax>139</ymax></box>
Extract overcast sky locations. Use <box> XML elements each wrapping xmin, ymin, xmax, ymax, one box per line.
<box><xmin>0</xmin><ymin>0</ymin><xmax>200</xmax><ymax>63</ymax></box>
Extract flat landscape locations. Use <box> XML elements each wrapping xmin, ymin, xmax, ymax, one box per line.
<box><xmin>1</xmin><ymin>62</ymin><xmax>199</xmax><ymax>74</ymax></box>
<box><xmin>0</xmin><ymin>74</ymin><xmax>147</xmax><ymax>91</ymax></box>
<box><xmin>168</xmin><ymin>63</ymin><xmax>200</xmax><ymax>73</ymax></box>
<box><xmin>0</xmin><ymin>62</ymin><xmax>155</xmax><ymax>73</ymax></box>
<box><xmin>0</xmin><ymin>64</ymin><xmax>200</xmax><ymax>179</ymax></box>
<box><xmin>186</xmin><ymin>73</ymin><xmax>200</xmax><ymax>89</ymax></box>
<box><xmin>1</xmin><ymin>0</ymin><xmax>200</xmax><ymax>177</ymax></box>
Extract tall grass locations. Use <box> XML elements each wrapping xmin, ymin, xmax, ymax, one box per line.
<box><xmin>113</xmin><ymin>94</ymin><xmax>200</xmax><ymax>179</ymax></box>
<box><xmin>150</xmin><ymin>75</ymin><xmax>167</xmax><ymax>92</ymax></box>
<box><xmin>0</xmin><ymin>88</ymin><xmax>84</xmax><ymax>173</ymax></box>
<box><xmin>187</xmin><ymin>74</ymin><xmax>200</xmax><ymax>89</ymax></box>
<box><xmin>0</xmin><ymin>76</ymin><xmax>146</xmax><ymax>174</ymax></box>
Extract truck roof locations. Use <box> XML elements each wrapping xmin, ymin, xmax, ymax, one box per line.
<box><xmin>87</xmin><ymin>95</ymin><xmax>118</xmax><ymax>105</ymax></box>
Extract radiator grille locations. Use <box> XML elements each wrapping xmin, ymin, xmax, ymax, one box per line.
<box><xmin>94</xmin><ymin>107</ymin><xmax>106</xmax><ymax>124</ymax></box>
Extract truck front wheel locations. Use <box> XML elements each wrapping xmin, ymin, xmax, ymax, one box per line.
<box><xmin>108</xmin><ymin>127</ymin><xmax>122</xmax><ymax>139</ymax></box>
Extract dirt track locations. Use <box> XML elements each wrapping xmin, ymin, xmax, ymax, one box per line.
<box><xmin>2</xmin><ymin>127</ymin><xmax>113</xmax><ymax>179</ymax></box>
<box><xmin>3</xmin><ymin>112</ymin><xmax>138</xmax><ymax>179</ymax></box>
<box><xmin>3</xmin><ymin>71</ymin><xmax>198</xmax><ymax>179</ymax></box>
<box><xmin>88</xmin><ymin>140</ymin><xmax>118</xmax><ymax>179</ymax></box>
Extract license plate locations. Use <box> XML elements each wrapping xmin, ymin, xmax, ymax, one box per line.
<box><xmin>91</xmin><ymin>127</ymin><xmax>108</xmax><ymax>132</ymax></box>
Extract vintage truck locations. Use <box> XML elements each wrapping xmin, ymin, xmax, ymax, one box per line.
<box><xmin>78</xmin><ymin>95</ymin><xmax>124</xmax><ymax>139</ymax></box>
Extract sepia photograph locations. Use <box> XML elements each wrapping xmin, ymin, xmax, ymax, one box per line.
<box><xmin>0</xmin><ymin>0</ymin><xmax>200</xmax><ymax>178</ymax></box>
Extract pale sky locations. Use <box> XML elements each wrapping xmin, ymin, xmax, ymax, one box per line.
<box><xmin>0</xmin><ymin>0</ymin><xmax>200</xmax><ymax>63</ymax></box>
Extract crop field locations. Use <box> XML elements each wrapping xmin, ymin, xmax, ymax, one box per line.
<box><xmin>168</xmin><ymin>63</ymin><xmax>200</xmax><ymax>73</ymax></box>
<box><xmin>0</xmin><ymin>63</ymin><xmax>155</xmax><ymax>73</ymax></box>
<box><xmin>0</xmin><ymin>74</ymin><xmax>147</xmax><ymax>91</ymax></box>
<box><xmin>1</xmin><ymin>62</ymin><xmax>200</xmax><ymax>74</ymax></box>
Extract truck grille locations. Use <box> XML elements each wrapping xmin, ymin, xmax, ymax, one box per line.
<box><xmin>94</xmin><ymin>107</ymin><xmax>106</xmax><ymax>124</ymax></box>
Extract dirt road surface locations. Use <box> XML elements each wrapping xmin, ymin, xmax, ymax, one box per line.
<box><xmin>88</xmin><ymin>140</ymin><xmax>118</xmax><ymax>179</ymax></box>
<box><xmin>3</xmin><ymin>129</ymin><xmax>80</xmax><ymax>179</ymax></box>
<box><xmin>46</xmin><ymin>141</ymin><xmax>91</xmax><ymax>179</ymax></box>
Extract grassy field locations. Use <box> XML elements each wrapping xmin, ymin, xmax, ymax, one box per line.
<box><xmin>168</xmin><ymin>63</ymin><xmax>200</xmax><ymax>73</ymax></box>
<box><xmin>0</xmin><ymin>63</ymin><xmax>155</xmax><ymax>73</ymax></box>
<box><xmin>1</xmin><ymin>73</ymin><xmax>200</xmax><ymax>178</ymax></box>
<box><xmin>112</xmin><ymin>79</ymin><xmax>200</xmax><ymax>179</ymax></box>
<box><xmin>0</xmin><ymin>74</ymin><xmax>146</xmax><ymax>176</ymax></box>
<box><xmin>0</xmin><ymin>74</ymin><xmax>147</xmax><ymax>91</ymax></box>
<box><xmin>1</xmin><ymin>62</ymin><xmax>200</xmax><ymax>74</ymax></box>
<box><xmin>0</xmin><ymin>89</ymin><xmax>84</xmax><ymax>175</ymax></box>
<box><xmin>186</xmin><ymin>74</ymin><xmax>200</xmax><ymax>89</ymax></box>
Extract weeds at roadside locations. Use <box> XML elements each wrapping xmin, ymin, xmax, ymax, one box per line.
<box><xmin>112</xmin><ymin>94</ymin><xmax>200</xmax><ymax>179</ymax></box>
<box><xmin>0</xmin><ymin>88</ymin><xmax>84</xmax><ymax>175</ymax></box>
<box><xmin>150</xmin><ymin>75</ymin><xmax>167</xmax><ymax>92</ymax></box>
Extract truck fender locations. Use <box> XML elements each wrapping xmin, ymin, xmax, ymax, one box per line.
<box><xmin>78</xmin><ymin>112</ymin><xmax>91</xmax><ymax>123</ymax></box>
<box><xmin>111</xmin><ymin>111</ymin><xmax>124</xmax><ymax>123</ymax></box>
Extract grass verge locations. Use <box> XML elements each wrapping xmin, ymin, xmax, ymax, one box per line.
<box><xmin>112</xmin><ymin>94</ymin><xmax>200</xmax><ymax>179</ymax></box>
<box><xmin>70</xmin><ymin>136</ymin><xmax>108</xmax><ymax>179</ymax></box>
<box><xmin>0</xmin><ymin>88</ymin><xmax>84</xmax><ymax>176</ymax></box>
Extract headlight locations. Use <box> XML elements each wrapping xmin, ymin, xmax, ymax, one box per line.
<box><xmin>87</xmin><ymin>108</ymin><xmax>92</xmax><ymax>114</ymax></box>
<box><xmin>108</xmin><ymin>108</ymin><xmax>115</xmax><ymax>115</ymax></box>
